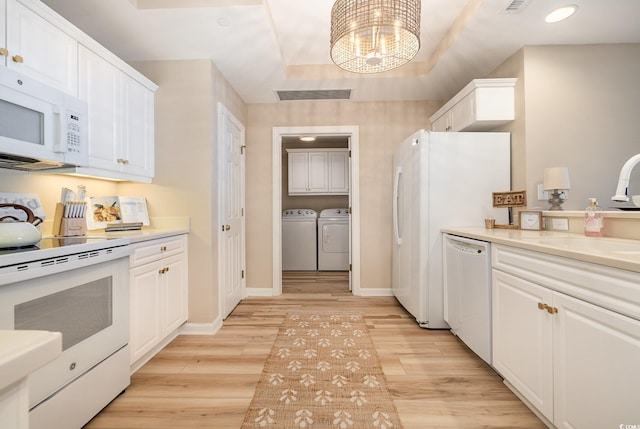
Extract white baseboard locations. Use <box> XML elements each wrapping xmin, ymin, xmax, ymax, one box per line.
<box><xmin>180</xmin><ymin>318</ymin><xmax>223</xmax><ymax>335</ymax></box>
<box><xmin>356</xmin><ymin>288</ymin><xmax>394</xmax><ymax>297</ymax></box>
<box><xmin>246</xmin><ymin>287</ymin><xmax>275</xmax><ymax>297</ymax></box>
<box><xmin>245</xmin><ymin>287</ymin><xmax>392</xmax><ymax>297</ymax></box>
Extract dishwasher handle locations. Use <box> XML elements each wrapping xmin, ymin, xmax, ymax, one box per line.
<box><xmin>445</xmin><ymin>236</ymin><xmax>488</xmax><ymax>256</ymax></box>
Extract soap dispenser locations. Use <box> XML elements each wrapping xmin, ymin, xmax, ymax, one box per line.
<box><xmin>584</xmin><ymin>198</ymin><xmax>604</xmax><ymax>237</ymax></box>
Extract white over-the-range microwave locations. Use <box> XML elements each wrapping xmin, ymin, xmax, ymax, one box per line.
<box><xmin>0</xmin><ymin>67</ymin><xmax>88</xmax><ymax>171</ymax></box>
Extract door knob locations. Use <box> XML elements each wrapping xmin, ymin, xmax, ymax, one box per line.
<box><xmin>225</xmin><ymin>225</ymin><xmax>231</xmax><ymax>231</ymax></box>
<box><xmin>12</xmin><ymin>54</ymin><xmax>23</xmax><ymax>63</ymax></box>
<box><xmin>0</xmin><ymin>48</ymin><xmax>8</xmax><ymax>57</ymax></box>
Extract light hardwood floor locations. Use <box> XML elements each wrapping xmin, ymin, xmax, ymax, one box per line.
<box><xmin>84</xmin><ymin>272</ymin><xmax>545</xmax><ymax>428</ymax></box>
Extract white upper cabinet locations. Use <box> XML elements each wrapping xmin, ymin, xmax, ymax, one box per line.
<box><xmin>1</xmin><ymin>0</ymin><xmax>157</xmax><ymax>182</ymax></box>
<box><xmin>121</xmin><ymin>74</ymin><xmax>154</xmax><ymax>178</ymax></box>
<box><xmin>79</xmin><ymin>46</ymin><xmax>121</xmax><ymax>171</ymax></box>
<box><xmin>0</xmin><ymin>1</ymin><xmax>6</xmax><ymax>62</ymax></box>
<box><xmin>287</xmin><ymin>149</ymin><xmax>349</xmax><ymax>196</ymax></box>
<box><xmin>327</xmin><ymin>150</ymin><xmax>349</xmax><ymax>194</ymax></box>
<box><xmin>4</xmin><ymin>0</ymin><xmax>78</xmax><ymax>95</ymax></box>
<box><xmin>430</xmin><ymin>78</ymin><xmax>517</xmax><ymax>132</ymax></box>
<box><xmin>78</xmin><ymin>47</ymin><xmax>154</xmax><ymax>181</ymax></box>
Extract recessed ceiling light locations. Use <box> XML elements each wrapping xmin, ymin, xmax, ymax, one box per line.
<box><xmin>545</xmin><ymin>4</ymin><xmax>578</xmax><ymax>23</ymax></box>
<box><xmin>299</xmin><ymin>136</ymin><xmax>316</xmax><ymax>142</ymax></box>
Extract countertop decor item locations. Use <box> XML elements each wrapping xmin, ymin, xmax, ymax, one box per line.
<box><xmin>544</xmin><ymin>166</ymin><xmax>571</xmax><ymax>210</ymax></box>
<box><xmin>330</xmin><ymin>0</ymin><xmax>420</xmax><ymax>74</ymax></box>
<box><xmin>519</xmin><ymin>210</ymin><xmax>543</xmax><ymax>230</ymax></box>
<box><xmin>0</xmin><ymin>203</ymin><xmax>42</xmax><ymax>248</ymax></box>
<box><xmin>241</xmin><ymin>312</ymin><xmax>403</xmax><ymax>429</ymax></box>
<box><xmin>491</xmin><ymin>190</ymin><xmax>527</xmax><ymax>229</ymax></box>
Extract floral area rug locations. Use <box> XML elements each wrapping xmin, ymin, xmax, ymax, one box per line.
<box><xmin>241</xmin><ymin>312</ymin><xmax>403</xmax><ymax>429</ymax></box>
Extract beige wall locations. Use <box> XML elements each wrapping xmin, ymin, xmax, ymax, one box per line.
<box><xmin>491</xmin><ymin>44</ymin><xmax>640</xmax><ymax>210</ymax></box>
<box><xmin>245</xmin><ymin>101</ymin><xmax>441</xmax><ymax>290</ymax></box>
<box><xmin>487</xmin><ymin>49</ymin><xmax>526</xmax><ymax>192</ymax></box>
<box><xmin>1</xmin><ymin>58</ymin><xmax>245</xmax><ymax>325</ymax></box>
<box><xmin>0</xmin><ymin>171</ymin><xmax>119</xmax><ymax>218</ymax></box>
<box><xmin>121</xmin><ymin>59</ymin><xmax>247</xmax><ymax>324</ymax></box>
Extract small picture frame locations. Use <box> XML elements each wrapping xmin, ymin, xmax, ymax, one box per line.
<box><xmin>519</xmin><ymin>210</ymin><xmax>543</xmax><ymax>230</ymax></box>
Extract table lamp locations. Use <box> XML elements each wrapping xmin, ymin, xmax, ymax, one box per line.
<box><xmin>543</xmin><ymin>167</ymin><xmax>571</xmax><ymax>210</ymax></box>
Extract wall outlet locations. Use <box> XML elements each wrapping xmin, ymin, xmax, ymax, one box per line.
<box><xmin>537</xmin><ymin>184</ymin><xmax>549</xmax><ymax>200</ymax></box>
<box><xmin>551</xmin><ymin>218</ymin><xmax>569</xmax><ymax>231</ymax></box>
<box><xmin>537</xmin><ymin>184</ymin><xmax>569</xmax><ymax>201</ymax></box>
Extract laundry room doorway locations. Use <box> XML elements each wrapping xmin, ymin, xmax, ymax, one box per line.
<box><xmin>272</xmin><ymin>126</ymin><xmax>360</xmax><ymax>296</ymax></box>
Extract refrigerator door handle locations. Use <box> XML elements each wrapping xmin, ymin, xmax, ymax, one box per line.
<box><xmin>393</xmin><ymin>166</ymin><xmax>403</xmax><ymax>245</ymax></box>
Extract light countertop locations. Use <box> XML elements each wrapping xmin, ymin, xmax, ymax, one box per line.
<box><xmin>0</xmin><ymin>330</ymin><xmax>62</xmax><ymax>391</ymax></box>
<box><xmin>442</xmin><ymin>227</ymin><xmax>640</xmax><ymax>274</ymax></box>
<box><xmin>86</xmin><ymin>227</ymin><xmax>189</xmax><ymax>244</ymax></box>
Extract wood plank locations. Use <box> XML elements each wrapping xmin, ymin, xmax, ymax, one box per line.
<box><xmin>84</xmin><ymin>271</ymin><xmax>545</xmax><ymax>429</ymax></box>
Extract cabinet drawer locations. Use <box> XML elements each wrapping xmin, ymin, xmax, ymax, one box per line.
<box><xmin>130</xmin><ymin>235</ymin><xmax>186</xmax><ymax>267</ymax></box>
<box><xmin>492</xmin><ymin>244</ymin><xmax>640</xmax><ymax>321</ymax></box>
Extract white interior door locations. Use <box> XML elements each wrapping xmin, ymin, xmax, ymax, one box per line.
<box><xmin>219</xmin><ymin>104</ymin><xmax>245</xmax><ymax>319</ymax></box>
<box><xmin>347</xmin><ymin>138</ymin><xmax>352</xmax><ymax>290</ymax></box>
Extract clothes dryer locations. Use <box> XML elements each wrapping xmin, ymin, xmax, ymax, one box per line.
<box><xmin>282</xmin><ymin>209</ymin><xmax>317</xmax><ymax>271</ymax></box>
<box><xmin>317</xmin><ymin>208</ymin><xmax>349</xmax><ymax>271</ymax></box>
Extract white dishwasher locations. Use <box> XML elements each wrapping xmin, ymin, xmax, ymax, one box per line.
<box><xmin>443</xmin><ymin>234</ymin><xmax>492</xmax><ymax>365</ymax></box>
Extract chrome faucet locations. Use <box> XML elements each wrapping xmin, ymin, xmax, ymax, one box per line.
<box><xmin>612</xmin><ymin>153</ymin><xmax>640</xmax><ymax>202</ymax></box>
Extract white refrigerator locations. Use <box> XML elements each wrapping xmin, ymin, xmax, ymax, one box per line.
<box><xmin>392</xmin><ymin>129</ymin><xmax>510</xmax><ymax>328</ymax></box>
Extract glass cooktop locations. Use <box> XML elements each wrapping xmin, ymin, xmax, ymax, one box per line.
<box><xmin>0</xmin><ymin>237</ymin><xmax>115</xmax><ymax>255</ymax></box>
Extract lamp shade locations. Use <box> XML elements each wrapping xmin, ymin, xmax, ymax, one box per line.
<box><xmin>330</xmin><ymin>0</ymin><xmax>421</xmax><ymax>74</ymax></box>
<box><xmin>543</xmin><ymin>167</ymin><xmax>571</xmax><ymax>190</ymax></box>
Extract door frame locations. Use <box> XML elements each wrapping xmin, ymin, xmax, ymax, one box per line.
<box><xmin>218</xmin><ymin>103</ymin><xmax>246</xmax><ymax>319</ymax></box>
<box><xmin>272</xmin><ymin>125</ymin><xmax>360</xmax><ymax>296</ymax></box>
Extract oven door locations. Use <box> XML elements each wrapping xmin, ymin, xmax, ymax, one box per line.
<box><xmin>0</xmin><ymin>256</ymin><xmax>129</xmax><ymax>408</ymax></box>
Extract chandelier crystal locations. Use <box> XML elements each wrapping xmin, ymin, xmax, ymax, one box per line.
<box><xmin>330</xmin><ymin>0</ymin><xmax>421</xmax><ymax>73</ymax></box>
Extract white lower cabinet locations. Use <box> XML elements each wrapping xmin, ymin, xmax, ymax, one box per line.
<box><xmin>129</xmin><ymin>235</ymin><xmax>188</xmax><ymax>370</ymax></box>
<box><xmin>492</xmin><ymin>244</ymin><xmax>640</xmax><ymax>428</ymax></box>
<box><xmin>492</xmin><ymin>270</ymin><xmax>553</xmax><ymax>419</ymax></box>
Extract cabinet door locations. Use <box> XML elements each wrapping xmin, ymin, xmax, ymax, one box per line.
<box><xmin>431</xmin><ymin>112</ymin><xmax>451</xmax><ymax>132</ymax></box>
<box><xmin>79</xmin><ymin>46</ymin><xmax>122</xmax><ymax>171</ymax></box>
<box><xmin>492</xmin><ymin>270</ymin><xmax>554</xmax><ymax>420</ymax></box>
<box><xmin>288</xmin><ymin>152</ymin><xmax>309</xmax><ymax>194</ymax></box>
<box><xmin>0</xmin><ymin>0</ymin><xmax>6</xmax><ymax>65</ymax></box>
<box><xmin>161</xmin><ymin>255</ymin><xmax>188</xmax><ymax>335</ymax></box>
<box><xmin>308</xmin><ymin>152</ymin><xmax>328</xmax><ymax>192</ymax></box>
<box><xmin>130</xmin><ymin>263</ymin><xmax>162</xmax><ymax>364</ymax></box>
<box><xmin>451</xmin><ymin>92</ymin><xmax>475</xmax><ymax>131</ymax></box>
<box><xmin>328</xmin><ymin>151</ymin><xmax>349</xmax><ymax>194</ymax></box>
<box><xmin>553</xmin><ymin>292</ymin><xmax>640</xmax><ymax>429</ymax></box>
<box><xmin>6</xmin><ymin>0</ymin><xmax>77</xmax><ymax>95</ymax></box>
<box><xmin>122</xmin><ymin>75</ymin><xmax>154</xmax><ymax>178</ymax></box>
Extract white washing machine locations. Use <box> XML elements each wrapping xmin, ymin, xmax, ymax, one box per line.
<box><xmin>317</xmin><ymin>208</ymin><xmax>349</xmax><ymax>271</ymax></box>
<box><xmin>282</xmin><ymin>209</ymin><xmax>317</xmax><ymax>271</ymax></box>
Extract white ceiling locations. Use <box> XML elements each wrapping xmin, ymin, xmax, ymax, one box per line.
<box><xmin>40</xmin><ymin>0</ymin><xmax>640</xmax><ymax>104</ymax></box>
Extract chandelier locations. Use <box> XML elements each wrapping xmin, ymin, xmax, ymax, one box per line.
<box><xmin>330</xmin><ymin>0</ymin><xmax>421</xmax><ymax>74</ymax></box>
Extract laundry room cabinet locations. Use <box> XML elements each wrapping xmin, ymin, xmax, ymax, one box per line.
<box><xmin>491</xmin><ymin>244</ymin><xmax>640</xmax><ymax>428</ymax></box>
<box><xmin>129</xmin><ymin>235</ymin><xmax>188</xmax><ymax>371</ymax></box>
<box><xmin>287</xmin><ymin>148</ymin><xmax>349</xmax><ymax>195</ymax></box>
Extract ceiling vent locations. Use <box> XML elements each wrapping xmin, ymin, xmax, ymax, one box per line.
<box><xmin>276</xmin><ymin>89</ymin><xmax>352</xmax><ymax>101</ymax></box>
<box><xmin>503</xmin><ymin>0</ymin><xmax>532</xmax><ymax>13</ymax></box>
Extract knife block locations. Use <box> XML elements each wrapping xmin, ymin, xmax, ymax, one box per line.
<box><xmin>53</xmin><ymin>203</ymin><xmax>87</xmax><ymax>237</ymax></box>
